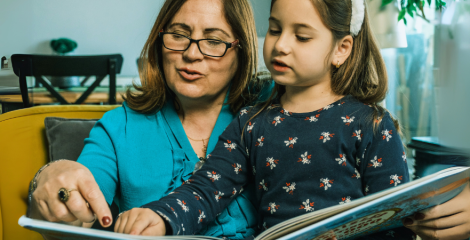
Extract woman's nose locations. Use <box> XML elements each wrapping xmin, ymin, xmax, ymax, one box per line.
<box><xmin>183</xmin><ymin>42</ymin><xmax>204</xmax><ymax>61</ymax></box>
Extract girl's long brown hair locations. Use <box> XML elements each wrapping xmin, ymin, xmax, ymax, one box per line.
<box><xmin>254</xmin><ymin>0</ymin><xmax>400</xmax><ymax>133</ymax></box>
<box><xmin>124</xmin><ymin>0</ymin><xmax>259</xmax><ymax>114</ymax></box>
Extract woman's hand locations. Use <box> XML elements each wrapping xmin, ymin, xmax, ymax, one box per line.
<box><xmin>114</xmin><ymin>208</ymin><xmax>166</xmax><ymax>235</ymax></box>
<box><xmin>403</xmin><ymin>183</ymin><xmax>470</xmax><ymax>240</ymax></box>
<box><xmin>30</xmin><ymin>160</ymin><xmax>112</xmax><ymax>227</ymax></box>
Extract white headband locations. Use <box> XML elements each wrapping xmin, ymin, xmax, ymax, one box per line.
<box><xmin>350</xmin><ymin>0</ymin><xmax>365</xmax><ymax>37</ymax></box>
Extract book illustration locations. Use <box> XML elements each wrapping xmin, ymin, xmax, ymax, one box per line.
<box><xmin>313</xmin><ymin>209</ymin><xmax>400</xmax><ymax>240</ymax></box>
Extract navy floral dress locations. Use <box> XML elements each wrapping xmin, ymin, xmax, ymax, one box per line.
<box><xmin>143</xmin><ymin>95</ymin><xmax>413</xmax><ymax>239</ymax></box>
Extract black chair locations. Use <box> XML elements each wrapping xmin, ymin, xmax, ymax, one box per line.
<box><xmin>11</xmin><ymin>54</ymin><xmax>123</xmax><ymax>108</ymax></box>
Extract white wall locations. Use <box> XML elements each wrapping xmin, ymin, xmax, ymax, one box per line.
<box><xmin>0</xmin><ymin>0</ymin><xmax>271</xmax><ymax>78</ymax></box>
<box><xmin>0</xmin><ymin>0</ymin><xmax>164</xmax><ymax>76</ymax></box>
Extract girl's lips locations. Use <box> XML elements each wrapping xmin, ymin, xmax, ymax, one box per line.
<box><xmin>272</xmin><ymin>62</ymin><xmax>291</xmax><ymax>72</ymax></box>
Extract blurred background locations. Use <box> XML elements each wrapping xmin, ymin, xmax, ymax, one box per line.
<box><xmin>1</xmin><ymin>0</ymin><xmax>469</xmax><ymax>175</ymax></box>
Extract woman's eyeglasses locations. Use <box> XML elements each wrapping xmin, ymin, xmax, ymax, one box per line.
<box><xmin>158</xmin><ymin>31</ymin><xmax>241</xmax><ymax>57</ymax></box>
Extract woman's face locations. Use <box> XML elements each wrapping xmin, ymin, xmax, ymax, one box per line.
<box><xmin>162</xmin><ymin>0</ymin><xmax>239</xmax><ymax>104</ymax></box>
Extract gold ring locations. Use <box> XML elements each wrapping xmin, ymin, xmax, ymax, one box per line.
<box><xmin>58</xmin><ymin>188</ymin><xmax>77</xmax><ymax>202</ymax></box>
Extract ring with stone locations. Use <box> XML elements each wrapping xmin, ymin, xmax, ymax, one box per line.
<box><xmin>58</xmin><ymin>188</ymin><xmax>77</xmax><ymax>202</ymax></box>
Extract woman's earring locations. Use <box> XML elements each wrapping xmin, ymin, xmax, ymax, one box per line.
<box><xmin>336</xmin><ymin>61</ymin><xmax>340</xmax><ymax>69</ymax></box>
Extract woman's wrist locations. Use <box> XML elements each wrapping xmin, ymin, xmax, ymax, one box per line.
<box><xmin>27</xmin><ymin>159</ymin><xmax>72</xmax><ymax>217</ymax></box>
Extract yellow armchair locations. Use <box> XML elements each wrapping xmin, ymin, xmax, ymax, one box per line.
<box><xmin>0</xmin><ymin>105</ymin><xmax>118</xmax><ymax>240</ymax></box>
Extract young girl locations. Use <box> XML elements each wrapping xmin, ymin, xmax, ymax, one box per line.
<box><xmin>115</xmin><ymin>0</ymin><xmax>412</xmax><ymax>238</ymax></box>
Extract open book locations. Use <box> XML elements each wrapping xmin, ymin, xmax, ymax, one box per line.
<box><xmin>19</xmin><ymin>166</ymin><xmax>470</xmax><ymax>240</ymax></box>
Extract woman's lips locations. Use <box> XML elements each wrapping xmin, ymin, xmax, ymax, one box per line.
<box><xmin>178</xmin><ymin>68</ymin><xmax>204</xmax><ymax>81</ymax></box>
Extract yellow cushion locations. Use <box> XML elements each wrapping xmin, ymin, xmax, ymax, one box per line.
<box><xmin>0</xmin><ymin>105</ymin><xmax>119</xmax><ymax>240</ymax></box>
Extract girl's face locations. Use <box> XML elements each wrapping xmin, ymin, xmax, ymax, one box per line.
<box><xmin>263</xmin><ymin>0</ymin><xmax>334</xmax><ymax>88</ymax></box>
<box><xmin>162</xmin><ymin>0</ymin><xmax>238</xmax><ymax>103</ymax></box>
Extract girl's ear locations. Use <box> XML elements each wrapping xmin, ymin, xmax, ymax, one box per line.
<box><xmin>332</xmin><ymin>35</ymin><xmax>353</xmax><ymax>67</ymax></box>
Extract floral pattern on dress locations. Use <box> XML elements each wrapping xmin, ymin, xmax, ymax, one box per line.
<box><xmin>335</xmin><ymin>154</ymin><xmax>347</xmax><ymax>166</ymax></box>
<box><xmin>268</xmin><ymin>202</ymin><xmax>280</xmax><ymax>214</ymax></box>
<box><xmin>320</xmin><ymin>132</ymin><xmax>335</xmax><ymax>143</ymax></box>
<box><xmin>300</xmin><ymin>199</ymin><xmax>314</xmax><ymax>212</ymax></box>
<box><xmin>305</xmin><ymin>114</ymin><xmax>320</xmax><ymax>122</ymax></box>
<box><xmin>320</xmin><ymin>178</ymin><xmax>334</xmax><ymax>190</ymax></box>
<box><xmin>382</xmin><ymin>129</ymin><xmax>393</xmax><ymax>142</ymax></box>
<box><xmin>266</xmin><ymin>157</ymin><xmax>279</xmax><ymax>170</ymax></box>
<box><xmin>341</xmin><ymin>115</ymin><xmax>355</xmax><ymax>126</ymax></box>
<box><xmin>284</xmin><ymin>137</ymin><xmax>298</xmax><ymax>148</ymax></box>
<box><xmin>272</xmin><ymin>116</ymin><xmax>285</xmax><ymax>126</ymax></box>
<box><xmin>352</xmin><ymin>130</ymin><xmax>363</xmax><ymax>141</ymax></box>
<box><xmin>282</xmin><ymin>182</ymin><xmax>296</xmax><ymax>195</ymax></box>
<box><xmin>298</xmin><ymin>151</ymin><xmax>312</xmax><ymax>164</ymax></box>
<box><xmin>390</xmin><ymin>174</ymin><xmax>403</xmax><ymax>186</ymax></box>
<box><xmin>368</xmin><ymin>156</ymin><xmax>383</xmax><ymax>168</ymax></box>
<box><xmin>224</xmin><ymin>140</ymin><xmax>237</xmax><ymax>152</ymax></box>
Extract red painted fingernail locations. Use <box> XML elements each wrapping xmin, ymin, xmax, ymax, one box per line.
<box><xmin>102</xmin><ymin>216</ymin><xmax>111</xmax><ymax>226</ymax></box>
<box><xmin>414</xmin><ymin>213</ymin><xmax>425</xmax><ymax>220</ymax></box>
<box><xmin>403</xmin><ymin>218</ymin><xmax>413</xmax><ymax>226</ymax></box>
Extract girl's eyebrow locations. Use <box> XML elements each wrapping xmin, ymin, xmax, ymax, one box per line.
<box><xmin>268</xmin><ymin>16</ymin><xmax>318</xmax><ymax>32</ymax></box>
<box><xmin>293</xmin><ymin>23</ymin><xmax>318</xmax><ymax>32</ymax></box>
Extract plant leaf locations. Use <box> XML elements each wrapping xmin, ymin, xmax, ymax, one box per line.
<box><xmin>381</xmin><ymin>0</ymin><xmax>394</xmax><ymax>7</ymax></box>
<box><xmin>407</xmin><ymin>7</ymin><xmax>415</xmax><ymax>17</ymax></box>
<box><xmin>398</xmin><ymin>8</ymin><xmax>407</xmax><ymax>21</ymax></box>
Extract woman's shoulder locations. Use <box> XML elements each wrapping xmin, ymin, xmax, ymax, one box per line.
<box><xmin>98</xmin><ymin>101</ymin><xmax>162</xmax><ymax>131</ymax></box>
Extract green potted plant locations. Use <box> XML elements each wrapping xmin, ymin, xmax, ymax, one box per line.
<box><xmin>49</xmin><ymin>38</ymin><xmax>79</xmax><ymax>89</ymax></box>
<box><xmin>381</xmin><ymin>0</ymin><xmax>447</xmax><ymax>24</ymax></box>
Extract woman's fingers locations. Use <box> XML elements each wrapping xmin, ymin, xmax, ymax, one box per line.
<box><xmin>411</xmin><ymin>212</ymin><xmax>467</xmax><ymax>229</ymax></box>
<box><xmin>414</xmin><ymin>183</ymin><xmax>469</xmax><ymax>222</ymax></box>
<box><xmin>403</xmin><ymin>183</ymin><xmax>470</xmax><ymax>240</ymax></box>
<box><xmin>65</xmin><ymin>190</ymin><xmax>95</xmax><ymax>223</ymax></box>
<box><xmin>408</xmin><ymin>224</ymin><xmax>470</xmax><ymax>240</ymax></box>
<box><xmin>77</xmin><ymin>173</ymin><xmax>112</xmax><ymax>227</ymax></box>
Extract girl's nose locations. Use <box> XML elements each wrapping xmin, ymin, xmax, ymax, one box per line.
<box><xmin>274</xmin><ymin>34</ymin><xmax>291</xmax><ymax>55</ymax></box>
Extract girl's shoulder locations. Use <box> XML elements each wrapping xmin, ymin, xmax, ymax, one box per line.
<box><xmin>341</xmin><ymin>96</ymin><xmax>398</xmax><ymax>132</ymax></box>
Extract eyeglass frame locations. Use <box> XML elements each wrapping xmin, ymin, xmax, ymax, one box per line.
<box><xmin>158</xmin><ymin>30</ymin><xmax>241</xmax><ymax>58</ymax></box>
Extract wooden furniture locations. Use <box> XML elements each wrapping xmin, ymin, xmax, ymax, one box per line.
<box><xmin>10</xmin><ymin>54</ymin><xmax>123</xmax><ymax>108</ymax></box>
<box><xmin>0</xmin><ymin>88</ymin><xmax>125</xmax><ymax>113</ymax></box>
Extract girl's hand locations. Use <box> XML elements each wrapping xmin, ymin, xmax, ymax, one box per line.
<box><xmin>31</xmin><ymin>160</ymin><xmax>112</xmax><ymax>227</ymax></box>
<box><xmin>403</xmin><ymin>183</ymin><xmax>470</xmax><ymax>240</ymax></box>
<box><xmin>114</xmin><ymin>208</ymin><xmax>166</xmax><ymax>236</ymax></box>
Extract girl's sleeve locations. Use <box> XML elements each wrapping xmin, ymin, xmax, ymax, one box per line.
<box><xmin>142</xmin><ymin>109</ymin><xmax>252</xmax><ymax>236</ymax></box>
<box><xmin>356</xmin><ymin>113</ymin><xmax>415</xmax><ymax>239</ymax></box>
<box><xmin>358</xmin><ymin>113</ymin><xmax>410</xmax><ymax>195</ymax></box>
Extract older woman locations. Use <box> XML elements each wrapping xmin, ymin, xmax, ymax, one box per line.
<box><xmin>28</xmin><ymin>0</ymin><xmax>271</xmax><ymax>239</ymax></box>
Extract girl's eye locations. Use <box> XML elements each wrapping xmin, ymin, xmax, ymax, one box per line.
<box><xmin>296</xmin><ymin>36</ymin><xmax>311</xmax><ymax>42</ymax></box>
<box><xmin>269</xmin><ymin>29</ymin><xmax>281</xmax><ymax>35</ymax></box>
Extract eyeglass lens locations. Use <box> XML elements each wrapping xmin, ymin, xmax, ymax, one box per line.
<box><xmin>162</xmin><ymin>34</ymin><xmax>227</xmax><ymax>57</ymax></box>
